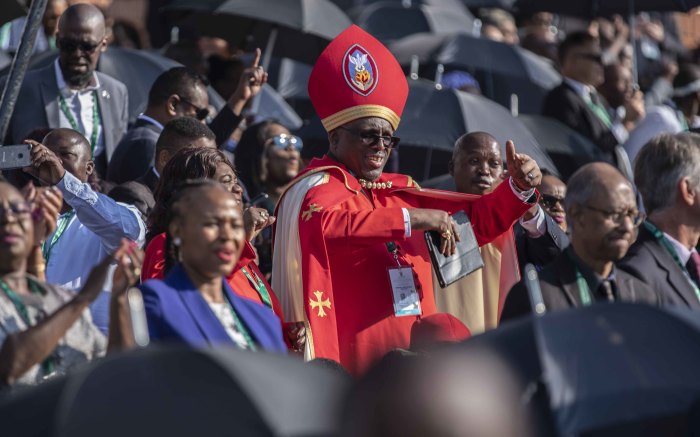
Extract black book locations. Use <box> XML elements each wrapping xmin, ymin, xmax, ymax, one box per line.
<box><xmin>424</xmin><ymin>210</ymin><xmax>484</xmax><ymax>288</ymax></box>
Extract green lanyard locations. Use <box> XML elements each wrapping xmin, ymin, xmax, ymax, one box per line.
<box><xmin>240</xmin><ymin>267</ymin><xmax>272</xmax><ymax>309</ymax></box>
<box><xmin>644</xmin><ymin>221</ymin><xmax>700</xmax><ymax>302</ymax></box>
<box><xmin>676</xmin><ymin>110</ymin><xmax>690</xmax><ymax>131</ymax></box>
<box><xmin>42</xmin><ymin>210</ymin><xmax>75</xmax><ymax>263</ymax></box>
<box><xmin>0</xmin><ymin>23</ymin><xmax>10</xmax><ymax>49</ymax></box>
<box><xmin>58</xmin><ymin>91</ymin><xmax>100</xmax><ymax>155</ymax></box>
<box><xmin>224</xmin><ymin>295</ymin><xmax>258</xmax><ymax>352</ymax></box>
<box><xmin>566</xmin><ymin>251</ymin><xmax>593</xmax><ymax>306</ymax></box>
<box><xmin>0</xmin><ymin>277</ymin><xmax>55</xmax><ymax>374</ymax></box>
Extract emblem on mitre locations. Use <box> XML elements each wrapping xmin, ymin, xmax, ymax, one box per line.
<box><xmin>343</xmin><ymin>44</ymin><xmax>378</xmax><ymax>96</ymax></box>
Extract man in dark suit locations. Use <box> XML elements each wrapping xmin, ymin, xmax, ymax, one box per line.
<box><xmin>618</xmin><ymin>132</ymin><xmax>700</xmax><ymax>309</ymax></box>
<box><xmin>6</xmin><ymin>3</ymin><xmax>128</xmax><ymax>177</ymax></box>
<box><xmin>542</xmin><ymin>32</ymin><xmax>619</xmax><ymax>161</ymax></box>
<box><xmin>502</xmin><ymin>163</ymin><xmax>658</xmax><ymax>322</ymax></box>
<box><xmin>106</xmin><ymin>51</ymin><xmax>266</xmax><ymax>184</ymax></box>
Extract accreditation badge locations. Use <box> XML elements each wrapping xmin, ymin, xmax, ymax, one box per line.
<box><xmin>388</xmin><ymin>266</ymin><xmax>421</xmax><ymax>317</ymax></box>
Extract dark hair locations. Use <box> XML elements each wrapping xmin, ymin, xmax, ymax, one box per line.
<box><xmin>162</xmin><ymin>179</ymin><xmax>227</xmax><ymax>274</ymax></box>
<box><xmin>234</xmin><ymin>119</ymin><xmax>283</xmax><ymax>198</ymax></box>
<box><xmin>154</xmin><ymin>117</ymin><xmax>216</xmax><ymax>160</ymax></box>
<box><xmin>672</xmin><ymin>63</ymin><xmax>700</xmax><ymax>103</ymax></box>
<box><xmin>148</xmin><ymin>66</ymin><xmax>209</xmax><ymax>107</ymax></box>
<box><xmin>148</xmin><ymin>146</ymin><xmax>235</xmax><ymax>242</ymax></box>
<box><xmin>557</xmin><ymin>31</ymin><xmax>598</xmax><ymax>66</ymax></box>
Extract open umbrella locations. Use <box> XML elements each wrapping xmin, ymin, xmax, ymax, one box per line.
<box><xmin>166</xmin><ymin>0</ymin><xmax>352</xmax><ymax>67</ymax></box>
<box><xmin>390</xmin><ymin>32</ymin><xmax>560</xmax><ymax>114</ymax></box>
<box><xmin>465</xmin><ymin>304</ymin><xmax>700</xmax><ymax>436</ymax></box>
<box><xmin>518</xmin><ymin>114</ymin><xmax>606</xmax><ymax>181</ymax></box>
<box><xmin>515</xmin><ymin>0</ymin><xmax>700</xmax><ymax>18</ymax></box>
<box><xmin>0</xmin><ymin>346</ymin><xmax>350</xmax><ymax>437</ymax></box>
<box><xmin>355</xmin><ymin>2</ymin><xmax>475</xmax><ymax>44</ymax></box>
<box><xmin>6</xmin><ymin>47</ymin><xmax>303</xmax><ymax>129</ymax></box>
<box><xmin>398</xmin><ymin>79</ymin><xmax>557</xmax><ymax>180</ymax></box>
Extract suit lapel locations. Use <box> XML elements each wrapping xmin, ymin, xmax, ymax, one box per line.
<box><xmin>562</xmin><ymin>82</ymin><xmax>606</xmax><ymax>133</ymax></box>
<box><xmin>40</xmin><ymin>65</ymin><xmax>60</xmax><ymax>128</ymax></box>
<box><xmin>557</xmin><ymin>255</ymin><xmax>582</xmax><ymax>307</ymax></box>
<box><xmin>166</xmin><ymin>265</ymin><xmax>234</xmax><ymax>346</ymax></box>
<box><xmin>96</xmin><ymin>77</ymin><xmax>116</xmax><ymax>158</ymax></box>
<box><xmin>223</xmin><ymin>283</ymin><xmax>271</xmax><ymax>350</ymax></box>
<box><xmin>642</xmin><ymin>227</ymin><xmax>697</xmax><ymax>306</ymax></box>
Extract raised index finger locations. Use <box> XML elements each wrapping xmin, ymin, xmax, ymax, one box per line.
<box><xmin>251</xmin><ymin>48</ymin><xmax>262</xmax><ymax>68</ymax></box>
<box><xmin>505</xmin><ymin>140</ymin><xmax>518</xmax><ymax>164</ymax></box>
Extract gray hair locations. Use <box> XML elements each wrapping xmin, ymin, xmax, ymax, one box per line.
<box><xmin>634</xmin><ymin>132</ymin><xmax>700</xmax><ymax>214</ymax></box>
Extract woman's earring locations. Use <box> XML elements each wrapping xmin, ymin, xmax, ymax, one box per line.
<box><xmin>173</xmin><ymin>237</ymin><xmax>182</xmax><ymax>247</ymax></box>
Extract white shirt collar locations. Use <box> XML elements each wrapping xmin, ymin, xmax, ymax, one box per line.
<box><xmin>54</xmin><ymin>58</ymin><xmax>100</xmax><ymax>97</ymax></box>
<box><xmin>564</xmin><ymin>77</ymin><xmax>593</xmax><ymax>102</ymax></box>
<box><xmin>663</xmin><ymin>231</ymin><xmax>694</xmax><ymax>264</ymax></box>
<box><xmin>136</xmin><ymin>114</ymin><xmax>164</xmax><ymax>131</ymax></box>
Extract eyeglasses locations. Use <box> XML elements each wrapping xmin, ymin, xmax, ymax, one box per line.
<box><xmin>0</xmin><ymin>202</ymin><xmax>31</xmax><ymax>219</ymax></box>
<box><xmin>540</xmin><ymin>194</ymin><xmax>564</xmax><ymax>209</ymax></box>
<box><xmin>58</xmin><ymin>38</ymin><xmax>101</xmax><ymax>54</ymax></box>
<box><xmin>266</xmin><ymin>133</ymin><xmax>303</xmax><ymax>151</ymax></box>
<box><xmin>177</xmin><ymin>96</ymin><xmax>209</xmax><ymax>121</ymax></box>
<box><xmin>583</xmin><ymin>204</ymin><xmax>642</xmax><ymax>227</ymax></box>
<box><xmin>576</xmin><ymin>52</ymin><xmax>604</xmax><ymax>65</ymax></box>
<box><xmin>339</xmin><ymin>126</ymin><xmax>400</xmax><ymax>149</ymax></box>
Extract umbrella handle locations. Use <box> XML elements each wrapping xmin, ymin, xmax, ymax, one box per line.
<box><xmin>524</xmin><ymin>264</ymin><xmax>546</xmax><ymax>317</ymax></box>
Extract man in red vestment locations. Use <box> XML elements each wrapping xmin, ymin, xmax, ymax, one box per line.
<box><xmin>272</xmin><ymin>25</ymin><xmax>543</xmax><ymax>375</ymax></box>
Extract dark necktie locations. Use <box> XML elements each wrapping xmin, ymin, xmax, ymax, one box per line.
<box><xmin>598</xmin><ymin>279</ymin><xmax>615</xmax><ymax>302</ymax></box>
<box><xmin>685</xmin><ymin>251</ymin><xmax>700</xmax><ymax>288</ymax></box>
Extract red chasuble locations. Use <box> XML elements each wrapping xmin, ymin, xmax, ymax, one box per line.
<box><xmin>272</xmin><ymin>155</ymin><xmax>533</xmax><ymax>375</ymax></box>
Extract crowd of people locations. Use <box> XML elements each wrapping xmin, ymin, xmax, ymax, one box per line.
<box><xmin>1</xmin><ymin>0</ymin><xmax>700</xmax><ymax>433</ymax></box>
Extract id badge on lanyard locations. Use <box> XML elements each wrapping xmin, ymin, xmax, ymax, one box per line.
<box><xmin>386</xmin><ymin>243</ymin><xmax>421</xmax><ymax>317</ymax></box>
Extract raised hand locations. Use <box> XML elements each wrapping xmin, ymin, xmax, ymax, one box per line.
<box><xmin>22</xmin><ymin>140</ymin><xmax>66</xmax><ymax>185</ymax></box>
<box><xmin>243</xmin><ymin>206</ymin><xmax>276</xmax><ymax>242</ymax></box>
<box><xmin>23</xmin><ymin>184</ymin><xmax>63</xmax><ymax>246</ymax></box>
<box><xmin>229</xmin><ymin>48</ymin><xmax>269</xmax><ymax>114</ymax></box>
<box><xmin>111</xmin><ymin>239</ymin><xmax>144</xmax><ymax>298</ymax></box>
<box><xmin>506</xmin><ymin>140</ymin><xmax>541</xmax><ymax>191</ymax></box>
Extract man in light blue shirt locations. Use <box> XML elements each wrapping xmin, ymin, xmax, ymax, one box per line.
<box><xmin>24</xmin><ymin>128</ymin><xmax>145</xmax><ymax>333</ymax></box>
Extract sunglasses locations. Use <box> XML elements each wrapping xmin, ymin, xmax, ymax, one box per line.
<box><xmin>540</xmin><ymin>194</ymin><xmax>564</xmax><ymax>209</ymax></box>
<box><xmin>338</xmin><ymin>126</ymin><xmax>400</xmax><ymax>149</ymax></box>
<box><xmin>267</xmin><ymin>133</ymin><xmax>303</xmax><ymax>151</ymax></box>
<box><xmin>177</xmin><ymin>96</ymin><xmax>210</xmax><ymax>121</ymax></box>
<box><xmin>58</xmin><ymin>38</ymin><xmax>101</xmax><ymax>54</ymax></box>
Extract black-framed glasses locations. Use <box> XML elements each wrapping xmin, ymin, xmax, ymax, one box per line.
<box><xmin>583</xmin><ymin>204</ymin><xmax>642</xmax><ymax>227</ymax></box>
<box><xmin>267</xmin><ymin>133</ymin><xmax>303</xmax><ymax>151</ymax></box>
<box><xmin>576</xmin><ymin>52</ymin><xmax>604</xmax><ymax>65</ymax></box>
<box><xmin>58</xmin><ymin>38</ymin><xmax>101</xmax><ymax>54</ymax></box>
<box><xmin>339</xmin><ymin>126</ymin><xmax>400</xmax><ymax>149</ymax></box>
<box><xmin>540</xmin><ymin>194</ymin><xmax>564</xmax><ymax>209</ymax></box>
<box><xmin>0</xmin><ymin>202</ymin><xmax>31</xmax><ymax>219</ymax></box>
<box><xmin>177</xmin><ymin>96</ymin><xmax>209</xmax><ymax>121</ymax></box>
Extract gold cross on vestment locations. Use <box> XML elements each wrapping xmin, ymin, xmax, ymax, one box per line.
<box><xmin>301</xmin><ymin>203</ymin><xmax>322</xmax><ymax>221</ymax></box>
<box><xmin>310</xmin><ymin>290</ymin><xmax>331</xmax><ymax>317</ymax></box>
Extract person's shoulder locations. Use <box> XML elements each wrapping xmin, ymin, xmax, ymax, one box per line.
<box><xmin>96</xmin><ymin>71</ymin><xmax>127</xmax><ymax>93</ymax></box>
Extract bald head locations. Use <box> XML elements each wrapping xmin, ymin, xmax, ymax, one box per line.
<box><xmin>43</xmin><ymin>128</ymin><xmax>94</xmax><ymax>183</ymax></box>
<box><xmin>565</xmin><ymin>162</ymin><xmax>632</xmax><ymax>212</ymax></box>
<box><xmin>58</xmin><ymin>3</ymin><xmax>105</xmax><ymax>35</ymax></box>
<box><xmin>450</xmin><ymin>132</ymin><xmax>503</xmax><ymax>195</ymax></box>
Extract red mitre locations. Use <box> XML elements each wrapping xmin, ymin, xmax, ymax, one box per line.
<box><xmin>308</xmin><ymin>24</ymin><xmax>409</xmax><ymax>132</ymax></box>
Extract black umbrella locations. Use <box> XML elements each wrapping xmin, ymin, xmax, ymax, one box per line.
<box><xmin>0</xmin><ymin>0</ymin><xmax>27</xmax><ymax>27</ymax></box>
<box><xmin>517</xmin><ymin>114</ymin><xmax>606</xmax><ymax>181</ymax></box>
<box><xmin>466</xmin><ymin>304</ymin><xmax>700</xmax><ymax>436</ymax></box>
<box><xmin>0</xmin><ymin>346</ymin><xmax>350</xmax><ymax>437</ymax></box>
<box><xmin>390</xmin><ymin>32</ymin><xmax>560</xmax><ymax>114</ymax></box>
<box><xmin>515</xmin><ymin>0</ymin><xmax>700</xmax><ymax>18</ymax></box>
<box><xmin>9</xmin><ymin>47</ymin><xmax>302</xmax><ymax>129</ymax></box>
<box><xmin>354</xmin><ymin>2</ymin><xmax>475</xmax><ymax>44</ymax></box>
<box><xmin>166</xmin><ymin>0</ymin><xmax>352</xmax><ymax>66</ymax></box>
<box><xmin>398</xmin><ymin>79</ymin><xmax>557</xmax><ymax>180</ymax></box>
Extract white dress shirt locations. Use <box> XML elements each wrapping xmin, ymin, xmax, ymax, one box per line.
<box><xmin>663</xmin><ymin>231</ymin><xmax>693</xmax><ymax>265</ymax></box>
<box><xmin>54</xmin><ymin>59</ymin><xmax>105</xmax><ymax>158</ymax></box>
<box><xmin>45</xmin><ymin>171</ymin><xmax>146</xmax><ymax>333</ymax></box>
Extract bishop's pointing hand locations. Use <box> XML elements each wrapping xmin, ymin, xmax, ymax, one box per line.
<box><xmin>505</xmin><ymin>140</ymin><xmax>541</xmax><ymax>191</ymax></box>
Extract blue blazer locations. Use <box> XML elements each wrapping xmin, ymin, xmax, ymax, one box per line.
<box><xmin>140</xmin><ymin>264</ymin><xmax>287</xmax><ymax>353</ymax></box>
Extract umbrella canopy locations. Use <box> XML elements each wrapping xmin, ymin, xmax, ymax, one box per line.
<box><xmin>355</xmin><ymin>2</ymin><xmax>475</xmax><ymax>44</ymax></box>
<box><xmin>166</xmin><ymin>0</ymin><xmax>352</xmax><ymax>66</ymax></box>
<box><xmin>517</xmin><ymin>114</ymin><xmax>606</xmax><ymax>181</ymax></box>
<box><xmin>0</xmin><ymin>346</ymin><xmax>350</xmax><ymax>437</ymax></box>
<box><xmin>465</xmin><ymin>304</ymin><xmax>700</xmax><ymax>436</ymax></box>
<box><xmin>0</xmin><ymin>0</ymin><xmax>27</xmax><ymax>27</ymax></box>
<box><xmin>515</xmin><ymin>0</ymin><xmax>700</xmax><ymax>17</ymax></box>
<box><xmin>390</xmin><ymin>32</ymin><xmax>560</xmax><ymax>114</ymax></box>
<box><xmin>398</xmin><ymin>79</ymin><xmax>557</xmax><ymax>180</ymax></box>
<box><xmin>9</xmin><ymin>47</ymin><xmax>302</xmax><ymax>129</ymax></box>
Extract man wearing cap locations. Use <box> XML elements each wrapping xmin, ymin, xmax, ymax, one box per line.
<box><xmin>272</xmin><ymin>25</ymin><xmax>542</xmax><ymax>374</ymax></box>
